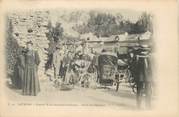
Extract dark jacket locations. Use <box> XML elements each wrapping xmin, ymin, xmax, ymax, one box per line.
<box><xmin>137</xmin><ymin>56</ymin><xmax>152</xmax><ymax>82</ymax></box>
<box><xmin>129</xmin><ymin>56</ymin><xmax>138</xmax><ymax>80</ymax></box>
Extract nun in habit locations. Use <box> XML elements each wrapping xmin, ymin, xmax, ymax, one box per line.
<box><xmin>22</xmin><ymin>41</ymin><xmax>40</xmax><ymax>96</ymax></box>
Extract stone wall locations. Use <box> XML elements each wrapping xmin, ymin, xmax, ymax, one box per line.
<box><xmin>7</xmin><ymin>10</ymin><xmax>50</xmax><ymax>79</ymax></box>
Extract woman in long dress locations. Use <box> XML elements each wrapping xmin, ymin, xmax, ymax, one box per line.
<box><xmin>13</xmin><ymin>47</ymin><xmax>25</xmax><ymax>89</ymax></box>
<box><xmin>22</xmin><ymin>41</ymin><xmax>40</xmax><ymax>96</ymax></box>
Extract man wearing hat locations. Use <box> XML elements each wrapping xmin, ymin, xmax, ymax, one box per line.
<box><xmin>128</xmin><ymin>47</ymin><xmax>139</xmax><ymax>92</ymax></box>
<box><xmin>135</xmin><ymin>44</ymin><xmax>153</xmax><ymax>109</ymax></box>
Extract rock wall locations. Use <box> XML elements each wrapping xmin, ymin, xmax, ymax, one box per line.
<box><xmin>8</xmin><ymin>10</ymin><xmax>50</xmax><ymax>79</ymax></box>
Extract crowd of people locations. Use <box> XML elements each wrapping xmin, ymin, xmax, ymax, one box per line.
<box><xmin>49</xmin><ymin>42</ymin><xmax>153</xmax><ymax>109</ymax></box>
<box><xmin>49</xmin><ymin>43</ymin><xmax>98</xmax><ymax>87</ymax></box>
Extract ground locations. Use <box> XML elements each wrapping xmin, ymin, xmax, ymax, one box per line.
<box><xmin>5</xmin><ymin>74</ymin><xmax>155</xmax><ymax>110</ymax></box>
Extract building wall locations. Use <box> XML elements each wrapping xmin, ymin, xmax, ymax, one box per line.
<box><xmin>7</xmin><ymin>10</ymin><xmax>50</xmax><ymax>78</ymax></box>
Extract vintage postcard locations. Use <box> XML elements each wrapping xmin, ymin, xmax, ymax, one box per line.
<box><xmin>0</xmin><ymin>0</ymin><xmax>178</xmax><ymax>117</ymax></box>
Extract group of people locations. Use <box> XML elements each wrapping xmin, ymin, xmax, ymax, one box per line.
<box><xmin>12</xmin><ymin>41</ymin><xmax>41</xmax><ymax>96</ymax></box>
<box><xmin>51</xmin><ymin>43</ymin><xmax>97</xmax><ymax>86</ymax></box>
<box><xmin>11</xmin><ymin>40</ymin><xmax>154</xmax><ymax>109</ymax></box>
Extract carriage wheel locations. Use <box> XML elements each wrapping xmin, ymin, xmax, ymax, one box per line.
<box><xmin>131</xmin><ymin>83</ymin><xmax>137</xmax><ymax>94</ymax></box>
<box><xmin>128</xmin><ymin>79</ymin><xmax>137</xmax><ymax>94</ymax></box>
<box><xmin>127</xmin><ymin>69</ymin><xmax>137</xmax><ymax>94</ymax></box>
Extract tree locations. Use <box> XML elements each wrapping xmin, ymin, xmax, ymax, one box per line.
<box><xmin>119</xmin><ymin>20</ymin><xmax>134</xmax><ymax>34</ymax></box>
<box><xmin>87</xmin><ymin>12</ymin><xmax>120</xmax><ymax>37</ymax></box>
<box><xmin>45</xmin><ymin>21</ymin><xmax>64</xmax><ymax>70</ymax></box>
<box><xmin>46</xmin><ymin>21</ymin><xmax>64</xmax><ymax>54</ymax></box>
<box><xmin>134</xmin><ymin>12</ymin><xmax>153</xmax><ymax>33</ymax></box>
<box><xmin>6</xmin><ymin>18</ymin><xmax>19</xmax><ymax>73</ymax></box>
<box><xmin>52</xmin><ymin>22</ymin><xmax>64</xmax><ymax>42</ymax></box>
<box><xmin>74</xmin><ymin>11</ymin><xmax>153</xmax><ymax>36</ymax></box>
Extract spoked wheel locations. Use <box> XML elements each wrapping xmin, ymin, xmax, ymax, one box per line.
<box><xmin>80</xmin><ymin>73</ymin><xmax>90</xmax><ymax>87</ymax></box>
<box><xmin>131</xmin><ymin>82</ymin><xmax>137</xmax><ymax>94</ymax></box>
<box><xmin>127</xmin><ymin>69</ymin><xmax>137</xmax><ymax>94</ymax></box>
<box><xmin>128</xmin><ymin>78</ymin><xmax>137</xmax><ymax>94</ymax></box>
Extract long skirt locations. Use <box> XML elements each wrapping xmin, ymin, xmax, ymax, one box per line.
<box><xmin>13</xmin><ymin>65</ymin><xmax>24</xmax><ymax>89</ymax></box>
<box><xmin>22</xmin><ymin>66</ymin><xmax>40</xmax><ymax>96</ymax></box>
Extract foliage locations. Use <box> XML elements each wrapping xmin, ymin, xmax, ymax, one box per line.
<box><xmin>134</xmin><ymin>12</ymin><xmax>153</xmax><ymax>33</ymax></box>
<box><xmin>52</xmin><ymin>22</ymin><xmax>64</xmax><ymax>42</ymax></box>
<box><xmin>47</xmin><ymin>22</ymin><xmax>64</xmax><ymax>42</ymax></box>
<box><xmin>87</xmin><ymin>12</ymin><xmax>120</xmax><ymax>37</ymax></box>
<box><xmin>6</xmin><ymin>18</ymin><xmax>19</xmax><ymax>73</ymax></box>
<box><xmin>74</xmin><ymin>11</ymin><xmax>153</xmax><ymax>37</ymax></box>
<box><xmin>46</xmin><ymin>21</ymin><xmax>64</xmax><ymax>54</ymax></box>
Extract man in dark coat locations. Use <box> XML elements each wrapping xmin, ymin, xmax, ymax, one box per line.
<box><xmin>135</xmin><ymin>45</ymin><xmax>152</xmax><ymax>109</ymax></box>
<box><xmin>128</xmin><ymin>48</ymin><xmax>138</xmax><ymax>92</ymax></box>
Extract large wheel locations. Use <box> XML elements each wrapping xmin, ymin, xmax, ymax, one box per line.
<box><xmin>127</xmin><ymin>69</ymin><xmax>137</xmax><ymax>94</ymax></box>
<box><xmin>131</xmin><ymin>82</ymin><xmax>137</xmax><ymax>94</ymax></box>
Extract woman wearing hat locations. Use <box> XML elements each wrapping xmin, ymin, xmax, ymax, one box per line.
<box><xmin>22</xmin><ymin>41</ymin><xmax>40</xmax><ymax>96</ymax></box>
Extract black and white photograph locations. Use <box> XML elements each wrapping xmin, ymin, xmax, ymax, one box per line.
<box><xmin>5</xmin><ymin>9</ymin><xmax>155</xmax><ymax>109</ymax></box>
<box><xmin>0</xmin><ymin>0</ymin><xmax>178</xmax><ymax>117</ymax></box>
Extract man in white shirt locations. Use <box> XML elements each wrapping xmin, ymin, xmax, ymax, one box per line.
<box><xmin>53</xmin><ymin>46</ymin><xmax>64</xmax><ymax>79</ymax></box>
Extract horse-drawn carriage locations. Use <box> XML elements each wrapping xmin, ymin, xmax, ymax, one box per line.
<box><xmin>65</xmin><ymin>49</ymin><xmax>136</xmax><ymax>91</ymax></box>
<box><xmin>97</xmin><ymin>51</ymin><xmax>136</xmax><ymax>92</ymax></box>
<box><xmin>98</xmin><ymin>52</ymin><xmax>117</xmax><ymax>86</ymax></box>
